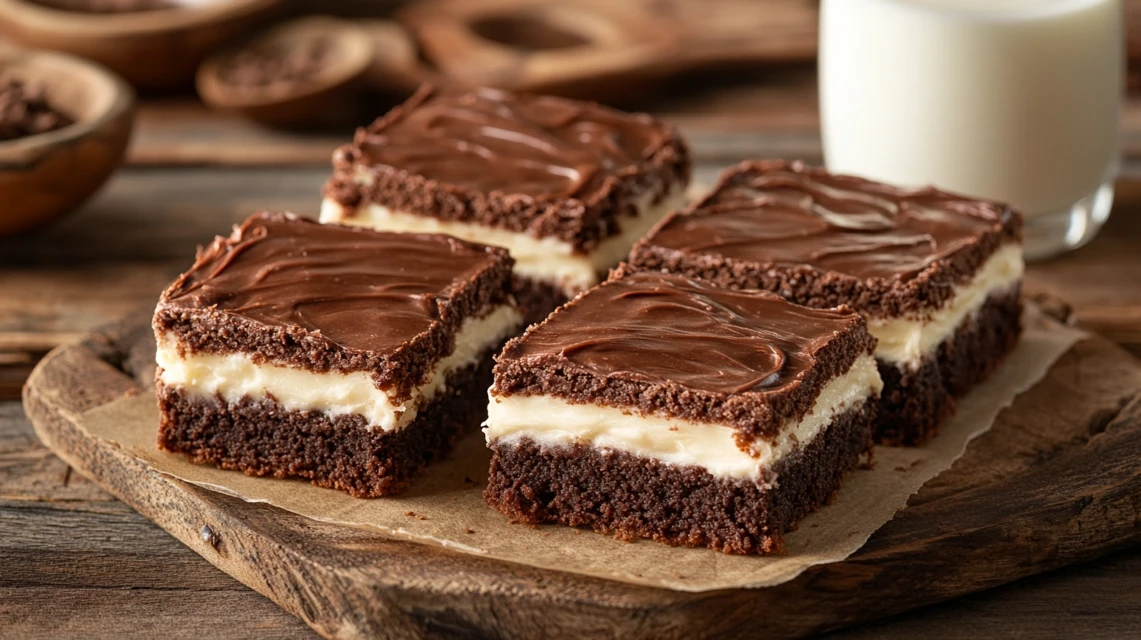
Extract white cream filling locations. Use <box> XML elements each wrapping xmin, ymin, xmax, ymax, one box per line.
<box><xmin>870</xmin><ymin>243</ymin><xmax>1024</xmax><ymax>367</ymax></box>
<box><xmin>483</xmin><ymin>354</ymin><xmax>882</xmax><ymax>482</ymax></box>
<box><xmin>319</xmin><ymin>186</ymin><xmax>688</xmax><ymax>297</ymax></box>
<box><xmin>156</xmin><ymin>304</ymin><xmax>522</xmax><ymax>432</ymax></box>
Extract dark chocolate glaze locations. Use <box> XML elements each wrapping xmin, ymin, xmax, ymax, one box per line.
<box><xmin>353</xmin><ymin>87</ymin><xmax>670</xmax><ymax>198</ymax></box>
<box><xmin>648</xmin><ymin>160</ymin><xmax>1016</xmax><ymax>280</ymax></box>
<box><xmin>501</xmin><ymin>271</ymin><xmax>861</xmax><ymax>396</ymax></box>
<box><xmin>163</xmin><ymin>212</ymin><xmax>505</xmax><ymax>354</ymax></box>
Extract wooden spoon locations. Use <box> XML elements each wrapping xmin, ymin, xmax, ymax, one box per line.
<box><xmin>196</xmin><ymin>15</ymin><xmax>374</xmax><ymax>129</ymax></box>
<box><xmin>0</xmin><ymin>49</ymin><xmax>135</xmax><ymax>236</ymax></box>
<box><xmin>0</xmin><ymin>0</ymin><xmax>284</xmax><ymax>91</ymax></box>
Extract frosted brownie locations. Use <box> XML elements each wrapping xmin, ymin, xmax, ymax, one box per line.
<box><xmin>629</xmin><ymin>160</ymin><xmax>1024</xmax><ymax>445</ymax></box>
<box><xmin>484</xmin><ymin>270</ymin><xmax>882</xmax><ymax>554</ymax></box>
<box><xmin>320</xmin><ymin>86</ymin><xmax>691</xmax><ymax>324</ymax></box>
<box><xmin>153</xmin><ymin>211</ymin><xmax>523</xmax><ymax>497</ymax></box>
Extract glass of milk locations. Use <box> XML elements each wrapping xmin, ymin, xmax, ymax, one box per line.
<box><xmin>820</xmin><ymin>0</ymin><xmax>1123</xmax><ymax>260</ymax></box>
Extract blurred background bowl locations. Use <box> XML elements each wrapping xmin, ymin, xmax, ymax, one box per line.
<box><xmin>0</xmin><ymin>49</ymin><xmax>135</xmax><ymax>236</ymax></box>
<box><xmin>196</xmin><ymin>15</ymin><xmax>373</xmax><ymax>129</ymax></box>
<box><xmin>0</xmin><ymin>0</ymin><xmax>284</xmax><ymax>92</ymax></box>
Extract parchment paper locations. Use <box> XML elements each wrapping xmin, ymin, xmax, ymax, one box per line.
<box><xmin>80</xmin><ymin>306</ymin><xmax>1085</xmax><ymax>592</ymax></box>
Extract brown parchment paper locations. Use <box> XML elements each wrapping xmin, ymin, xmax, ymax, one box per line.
<box><xmin>79</xmin><ymin>305</ymin><xmax>1085</xmax><ymax>592</ymax></box>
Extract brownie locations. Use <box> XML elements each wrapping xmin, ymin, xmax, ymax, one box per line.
<box><xmin>320</xmin><ymin>86</ymin><xmax>692</xmax><ymax>322</ymax></box>
<box><xmin>154</xmin><ymin>211</ymin><xmax>514</xmax><ymax>401</ymax></box>
<box><xmin>323</xmin><ymin>85</ymin><xmax>691</xmax><ymax>252</ymax></box>
<box><xmin>629</xmin><ymin>160</ymin><xmax>1025</xmax><ymax>445</ymax></box>
<box><xmin>154</xmin><ymin>211</ymin><xmax>522</xmax><ymax>496</ymax></box>
<box><xmin>484</xmin><ymin>270</ymin><xmax>881</xmax><ymax>553</ymax></box>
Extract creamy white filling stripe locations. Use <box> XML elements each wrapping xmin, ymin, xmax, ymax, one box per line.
<box><xmin>870</xmin><ymin>243</ymin><xmax>1023</xmax><ymax>367</ymax></box>
<box><xmin>157</xmin><ymin>304</ymin><xmax>522</xmax><ymax>432</ymax></box>
<box><xmin>319</xmin><ymin>187</ymin><xmax>688</xmax><ymax>296</ymax></box>
<box><xmin>483</xmin><ymin>354</ymin><xmax>883</xmax><ymax>482</ymax></box>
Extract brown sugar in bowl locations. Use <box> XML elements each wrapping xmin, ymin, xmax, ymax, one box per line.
<box><xmin>0</xmin><ymin>49</ymin><xmax>135</xmax><ymax>236</ymax></box>
<box><xmin>0</xmin><ymin>0</ymin><xmax>284</xmax><ymax>91</ymax></box>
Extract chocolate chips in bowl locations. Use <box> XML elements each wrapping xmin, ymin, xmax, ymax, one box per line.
<box><xmin>0</xmin><ymin>51</ymin><xmax>135</xmax><ymax>236</ymax></box>
<box><xmin>0</xmin><ymin>78</ymin><xmax>75</xmax><ymax>141</ymax></box>
<box><xmin>196</xmin><ymin>16</ymin><xmax>374</xmax><ymax>128</ymax></box>
<box><xmin>215</xmin><ymin>35</ymin><xmax>334</xmax><ymax>98</ymax></box>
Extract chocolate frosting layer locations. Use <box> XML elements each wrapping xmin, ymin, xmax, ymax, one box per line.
<box><xmin>498</xmin><ymin>270</ymin><xmax>869</xmax><ymax>402</ymax></box>
<box><xmin>162</xmin><ymin>212</ymin><xmax>507</xmax><ymax>355</ymax></box>
<box><xmin>352</xmin><ymin>86</ymin><xmax>669</xmax><ymax>199</ymax></box>
<box><xmin>325</xmin><ymin>86</ymin><xmax>691</xmax><ymax>252</ymax></box>
<box><xmin>647</xmin><ymin>160</ymin><xmax>1019</xmax><ymax>280</ymax></box>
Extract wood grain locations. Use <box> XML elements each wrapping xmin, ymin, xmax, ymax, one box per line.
<box><xmin>19</xmin><ymin>317</ymin><xmax>1141</xmax><ymax>639</ymax></box>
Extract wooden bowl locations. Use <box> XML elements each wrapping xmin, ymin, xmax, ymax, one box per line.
<box><xmin>196</xmin><ymin>16</ymin><xmax>374</xmax><ymax>129</ymax></box>
<box><xmin>0</xmin><ymin>0</ymin><xmax>283</xmax><ymax>91</ymax></box>
<box><xmin>0</xmin><ymin>50</ymin><xmax>135</xmax><ymax>236</ymax></box>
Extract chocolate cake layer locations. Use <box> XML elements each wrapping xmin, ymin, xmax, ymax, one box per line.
<box><xmin>323</xmin><ymin>85</ymin><xmax>691</xmax><ymax>252</ymax></box>
<box><xmin>157</xmin><ymin>350</ymin><xmax>496</xmax><ymax>498</ymax></box>
<box><xmin>877</xmin><ymin>289</ymin><xmax>1022</xmax><ymax>445</ymax></box>
<box><xmin>493</xmin><ymin>270</ymin><xmax>875</xmax><ymax>442</ymax></box>
<box><xmin>876</xmin><ymin>355</ymin><xmax>952</xmax><ymax>447</ymax></box>
<box><xmin>485</xmin><ymin>403</ymin><xmax>875</xmax><ymax>554</ymax></box>
<box><xmin>153</xmin><ymin>211</ymin><xmax>513</xmax><ymax>401</ymax></box>
<box><xmin>938</xmin><ymin>288</ymin><xmax>1023</xmax><ymax>397</ymax></box>
<box><xmin>511</xmin><ymin>276</ymin><xmax>570</xmax><ymax>327</ymax></box>
<box><xmin>630</xmin><ymin>159</ymin><xmax>1022</xmax><ymax>318</ymax></box>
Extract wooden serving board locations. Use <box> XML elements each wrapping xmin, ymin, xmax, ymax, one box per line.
<box><xmin>22</xmin><ymin>318</ymin><xmax>1141</xmax><ymax>639</ymax></box>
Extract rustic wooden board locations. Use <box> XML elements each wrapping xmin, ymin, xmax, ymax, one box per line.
<box><xmin>20</xmin><ymin>317</ymin><xmax>1141</xmax><ymax>639</ymax></box>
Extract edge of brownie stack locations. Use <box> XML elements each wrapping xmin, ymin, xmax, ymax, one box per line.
<box><xmin>483</xmin><ymin>270</ymin><xmax>883</xmax><ymax>554</ymax></box>
<box><xmin>319</xmin><ymin>85</ymin><xmax>692</xmax><ymax>323</ymax></box>
<box><xmin>153</xmin><ymin>211</ymin><xmax>523</xmax><ymax>497</ymax></box>
<box><xmin>630</xmin><ymin>159</ymin><xmax>1025</xmax><ymax>445</ymax></box>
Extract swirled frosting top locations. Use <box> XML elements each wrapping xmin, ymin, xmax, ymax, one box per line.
<box><xmin>351</xmin><ymin>86</ymin><xmax>673</xmax><ymax>199</ymax></box>
<box><xmin>647</xmin><ymin>160</ymin><xmax>1016</xmax><ymax>280</ymax></box>
<box><xmin>499</xmin><ymin>271</ymin><xmax>864</xmax><ymax>396</ymax></box>
<box><xmin>161</xmin><ymin>212</ymin><xmax>508</xmax><ymax>354</ymax></box>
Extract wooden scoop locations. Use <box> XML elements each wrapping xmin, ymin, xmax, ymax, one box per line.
<box><xmin>196</xmin><ymin>15</ymin><xmax>374</xmax><ymax>129</ymax></box>
<box><xmin>198</xmin><ymin>17</ymin><xmax>438</xmax><ymax>129</ymax></box>
<box><xmin>0</xmin><ymin>49</ymin><xmax>135</xmax><ymax>236</ymax></box>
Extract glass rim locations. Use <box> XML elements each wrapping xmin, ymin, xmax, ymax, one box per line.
<box><xmin>822</xmin><ymin>0</ymin><xmax>1119</xmax><ymax>23</ymax></box>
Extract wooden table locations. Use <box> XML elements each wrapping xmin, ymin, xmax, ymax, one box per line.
<box><xmin>3</xmin><ymin>70</ymin><xmax>1141</xmax><ymax>638</ymax></box>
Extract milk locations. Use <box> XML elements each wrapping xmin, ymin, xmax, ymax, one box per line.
<box><xmin>820</xmin><ymin>0</ymin><xmax>1123</xmax><ymax>258</ymax></box>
